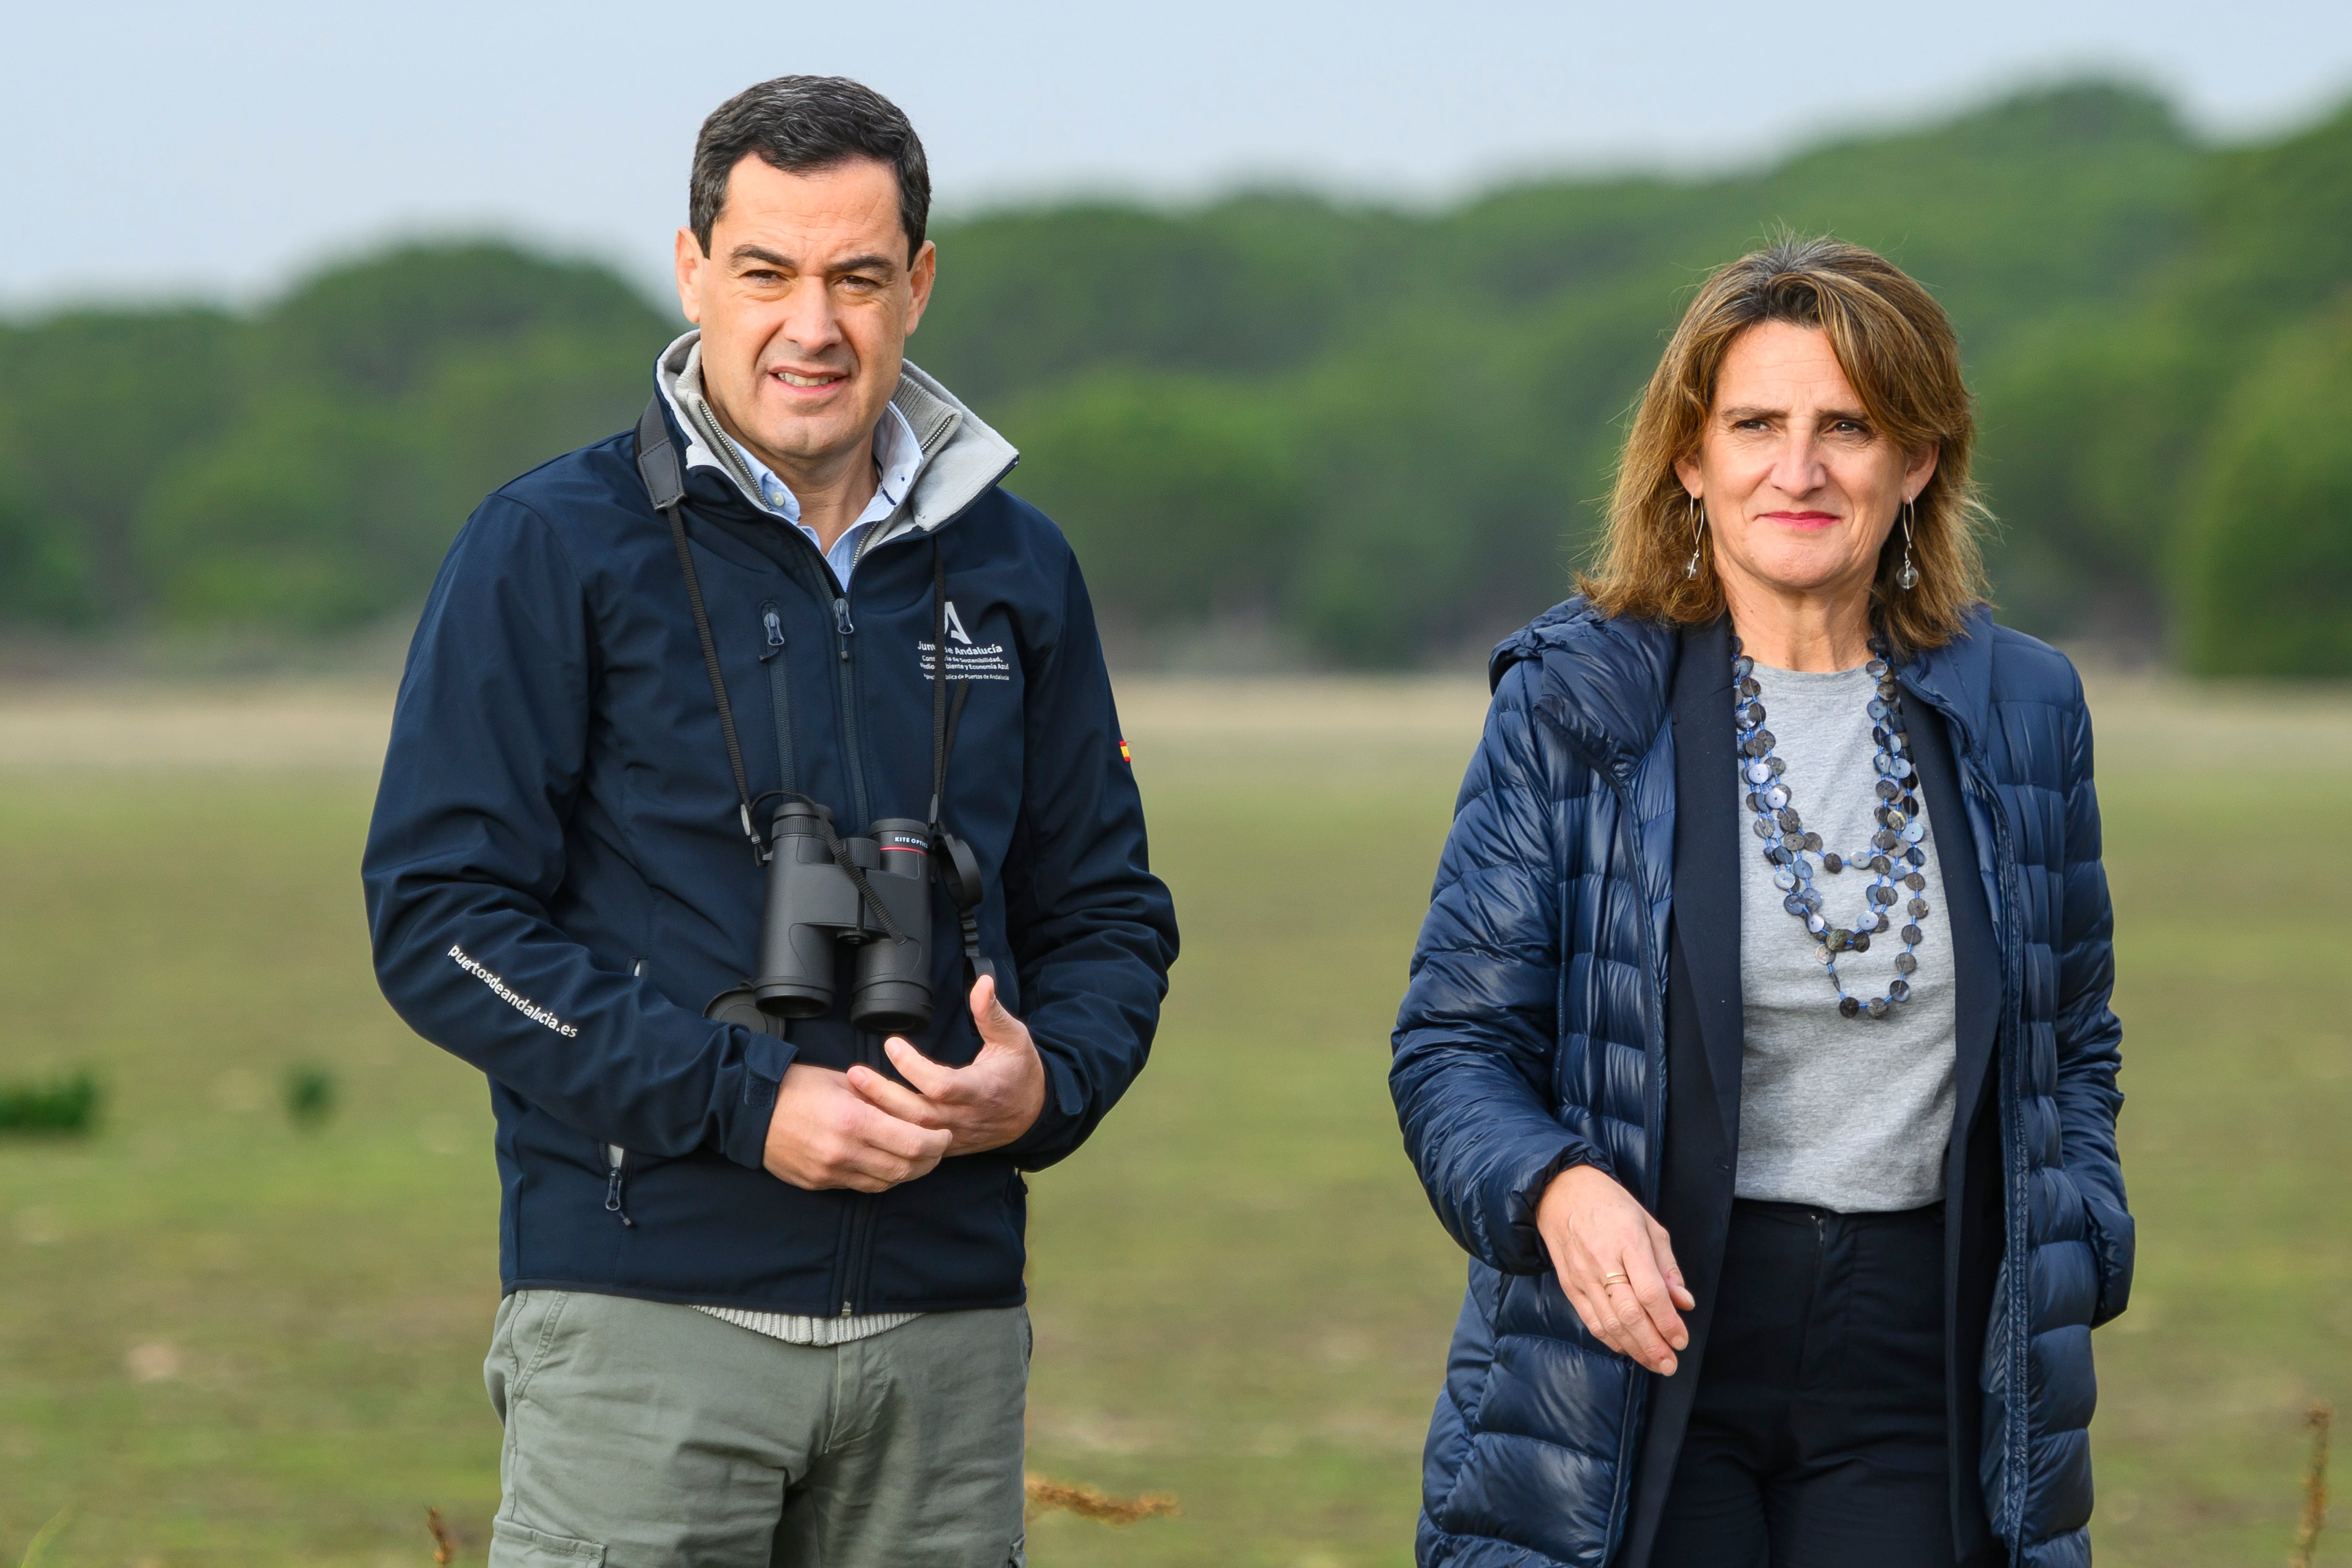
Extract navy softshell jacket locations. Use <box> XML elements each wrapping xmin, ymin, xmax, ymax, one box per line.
<box><xmin>363</xmin><ymin>351</ymin><xmax>1177</xmax><ymax>1316</ymax></box>
<box><xmin>1392</xmin><ymin>599</ymin><xmax>2130</xmax><ymax>1568</ymax></box>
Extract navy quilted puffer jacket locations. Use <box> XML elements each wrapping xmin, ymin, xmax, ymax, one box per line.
<box><xmin>1391</xmin><ymin>599</ymin><xmax>2130</xmax><ymax>1567</ymax></box>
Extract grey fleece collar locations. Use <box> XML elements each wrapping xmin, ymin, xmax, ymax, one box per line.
<box><xmin>653</xmin><ymin>330</ymin><xmax>1018</xmax><ymax>547</ymax></box>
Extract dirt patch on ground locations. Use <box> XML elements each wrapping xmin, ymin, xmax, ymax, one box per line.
<box><xmin>1</xmin><ymin>671</ymin><xmax>2344</xmax><ymax>774</ymax></box>
<box><xmin>0</xmin><ymin>677</ymin><xmax>1492</xmax><ymax>773</ymax></box>
<box><xmin>0</xmin><ymin>681</ymin><xmax>402</xmax><ymax>772</ymax></box>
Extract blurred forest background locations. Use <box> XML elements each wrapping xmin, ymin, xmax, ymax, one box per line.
<box><xmin>4</xmin><ymin>78</ymin><xmax>2350</xmax><ymax>675</ymax></box>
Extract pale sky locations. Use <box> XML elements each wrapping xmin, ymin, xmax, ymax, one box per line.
<box><xmin>5</xmin><ymin>0</ymin><xmax>2349</xmax><ymax>311</ymax></box>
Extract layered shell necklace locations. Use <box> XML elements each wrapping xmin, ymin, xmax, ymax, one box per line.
<box><xmin>1732</xmin><ymin>633</ymin><xmax>1932</xmax><ymax>1020</ymax></box>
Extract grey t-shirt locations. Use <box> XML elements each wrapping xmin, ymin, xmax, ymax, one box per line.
<box><xmin>1733</xmin><ymin>661</ymin><xmax>1956</xmax><ymax>1212</ymax></box>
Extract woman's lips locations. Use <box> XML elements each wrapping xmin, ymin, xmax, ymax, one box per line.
<box><xmin>1760</xmin><ymin>510</ymin><xmax>1840</xmax><ymax>530</ymax></box>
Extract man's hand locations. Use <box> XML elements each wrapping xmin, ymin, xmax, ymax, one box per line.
<box><xmin>845</xmin><ymin>974</ymin><xmax>1047</xmax><ymax>1156</ymax></box>
<box><xmin>1537</xmin><ymin>1162</ymin><xmax>1695</xmax><ymax>1376</ymax></box>
<box><xmin>763</xmin><ymin>1062</ymin><xmax>952</xmax><ymax>1193</ymax></box>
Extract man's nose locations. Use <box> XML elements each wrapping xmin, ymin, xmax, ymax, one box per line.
<box><xmin>774</xmin><ymin>277</ymin><xmax>842</xmax><ymax>357</ymax></box>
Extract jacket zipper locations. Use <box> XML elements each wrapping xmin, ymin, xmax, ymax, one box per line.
<box><xmin>759</xmin><ymin>603</ymin><xmax>796</xmax><ymax>794</ymax></box>
<box><xmin>755</xmin><ymin>546</ymin><xmax>880</xmax><ymax>1315</ymax></box>
<box><xmin>1606</xmin><ymin>759</ymin><xmax>1670</xmax><ymax>1215</ymax></box>
<box><xmin>1959</xmin><ymin>754</ymin><xmax>2032</xmax><ymax>1556</ymax></box>
<box><xmin>606</xmin><ymin>956</ymin><xmax>646</xmax><ymax>1228</ymax></box>
<box><xmin>1533</xmin><ymin>707</ymin><xmax>1666</xmax><ymax>1567</ymax></box>
<box><xmin>840</xmin><ymin>1164</ymin><xmax>878</xmax><ymax>1317</ymax></box>
<box><xmin>787</xmin><ymin>496</ymin><xmax>1006</xmax><ymax>1314</ymax></box>
<box><xmin>604</xmin><ymin>1144</ymin><xmax>634</xmax><ymax>1227</ymax></box>
<box><xmin>1603</xmin><ymin>758</ymin><xmax>1668</xmax><ymax>1565</ymax></box>
<box><xmin>824</xmin><ymin>555</ymin><xmax>878</xmax><ymax>1309</ymax></box>
<box><xmin>1901</xmin><ymin>676</ymin><xmax>2030</xmax><ymax>1558</ymax></box>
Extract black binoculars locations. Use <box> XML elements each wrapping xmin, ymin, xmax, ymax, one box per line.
<box><xmin>748</xmin><ymin>800</ymin><xmax>937</xmax><ymax>1035</ymax></box>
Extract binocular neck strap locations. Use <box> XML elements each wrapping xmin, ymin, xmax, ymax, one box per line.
<box><xmin>926</xmin><ymin>542</ymin><xmax>993</xmax><ymax>987</ymax></box>
<box><xmin>637</xmin><ymin>396</ymin><xmax>761</xmax><ymax>856</ymax></box>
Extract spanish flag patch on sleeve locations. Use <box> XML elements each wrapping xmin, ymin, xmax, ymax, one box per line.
<box><xmin>1119</xmin><ymin>740</ymin><xmax>1133</xmax><ymax>763</ymax></box>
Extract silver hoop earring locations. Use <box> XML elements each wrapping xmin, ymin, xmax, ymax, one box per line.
<box><xmin>1685</xmin><ymin>494</ymin><xmax>1707</xmax><ymax>581</ymax></box>
<box><xmin>1896</xmin><ymin>499</ymin><xmax>1919</xmax><ymax>591</ymax></box>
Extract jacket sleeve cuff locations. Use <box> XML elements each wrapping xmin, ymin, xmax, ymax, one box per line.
<box><xmin>716</xmin><ymin>1030</ymin><xmax>796</xmax><ymax>1172</ymax></box>
<box><xmin>1002</xmin><ymin>1046</ymin><xmax>1088</xmax><ymax>1169</ymax></box>
<box><xmin>1503</xmin><ymin>1143</ymin><xmax>1612</xmax><ymax>1271</ymax></box>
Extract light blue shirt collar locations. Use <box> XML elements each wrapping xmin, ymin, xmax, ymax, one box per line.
<box><xmin>718</xmin><ymin>403</ymin><xmax>926</xmax><ymax>587</ymax></box>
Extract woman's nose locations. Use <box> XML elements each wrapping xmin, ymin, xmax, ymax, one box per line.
<box><xmin>1768</xmin><ymin>433</ymin><xmax>1827</xmax><ymax>496</ymax></box>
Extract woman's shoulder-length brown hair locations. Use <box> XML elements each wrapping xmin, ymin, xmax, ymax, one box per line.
<box><xmin>1578</xmin><ymin>234</ymin><xmax>1989</xmax><ymax>653</ymax></box>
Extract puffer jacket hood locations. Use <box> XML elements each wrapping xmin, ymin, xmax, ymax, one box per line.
<box><xmin>1396</xmin><ymin>597</ymin><xmax>2130</xmax><ymax>1568</ymax></box>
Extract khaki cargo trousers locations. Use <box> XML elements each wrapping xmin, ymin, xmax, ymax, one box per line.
<box><xmin>484</xmin><ymin>1290</ymin><xmax>1029</xmax><ymax>1568</ymax></box>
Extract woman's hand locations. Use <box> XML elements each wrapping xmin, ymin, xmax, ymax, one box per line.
<box><xmin>1537</xmin><ymin>1163</ymin><xmax>1695</xmax><ymax>1375</ymax></box>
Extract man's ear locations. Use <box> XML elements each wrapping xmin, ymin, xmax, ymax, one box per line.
<box><xmin>903</xmin><ymin>240</ymin><xmax>938</xmax><ymax>336</ymax></box>
<box><xmin>674</xmin><ymin>227</ymin><xmax>705</xmax><ymax>325</ymax></box>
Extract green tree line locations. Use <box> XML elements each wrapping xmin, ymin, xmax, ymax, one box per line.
<box><xmin>3</xmin><ymin>80</ymin><xmax>2349</xmax><ymax>672</ymax></box>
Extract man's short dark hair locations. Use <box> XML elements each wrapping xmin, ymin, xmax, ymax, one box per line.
<box><xmin>690</xmin><ymin>76</ymin><xmax>931</xmax><ymax>261</ymax></box>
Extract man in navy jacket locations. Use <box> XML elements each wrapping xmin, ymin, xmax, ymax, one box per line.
<box><xmin>363</xmin><ymin>77</ymin><xmax>1177</xmax><ymax>1568</ymax></box>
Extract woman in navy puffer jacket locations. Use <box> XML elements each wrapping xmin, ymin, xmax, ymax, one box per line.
<box><xmin>1391</xmin><ymin>238</ymin><xmax>2130</xmax><ymax>1568</ymax></box>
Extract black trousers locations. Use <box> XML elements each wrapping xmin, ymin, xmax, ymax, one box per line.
<box><xmin>1651</xmin><ymin>1200</ymin><xmax>1998</xmax><ymax>1568</ymax></box>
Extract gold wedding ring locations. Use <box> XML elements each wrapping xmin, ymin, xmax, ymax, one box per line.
<box><xmin>1601</xmin><ymin>1272</ymin><xmax>1630</xmax><ymax>1284</ymax></box>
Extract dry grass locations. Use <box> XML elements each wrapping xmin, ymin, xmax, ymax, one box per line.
<box><xmin>1025</xmin><ymin>1474</ymin><xmax>1181</xmax><ymax>1527</ymax></box>
<box><xmin>423</xmin><ymin>1507</ymin><xmax>455</xmax><ymax>1567</ymax></box>
<box><xmin>2296</xmin><ymin>1403</ymin><xmax>2335</xmax><ymax>1568</ymax></box>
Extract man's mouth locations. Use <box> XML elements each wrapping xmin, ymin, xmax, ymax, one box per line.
<box><xmin>773</xmin><ymin>369</ymin><xmax>847</xmax><ymax>389</ymax></box>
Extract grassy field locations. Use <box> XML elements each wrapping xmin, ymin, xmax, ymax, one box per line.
<box><xmin>0</xmin><ymin>674</ymin><xmax>2347</xmax><ymax>1567</ymax></box>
